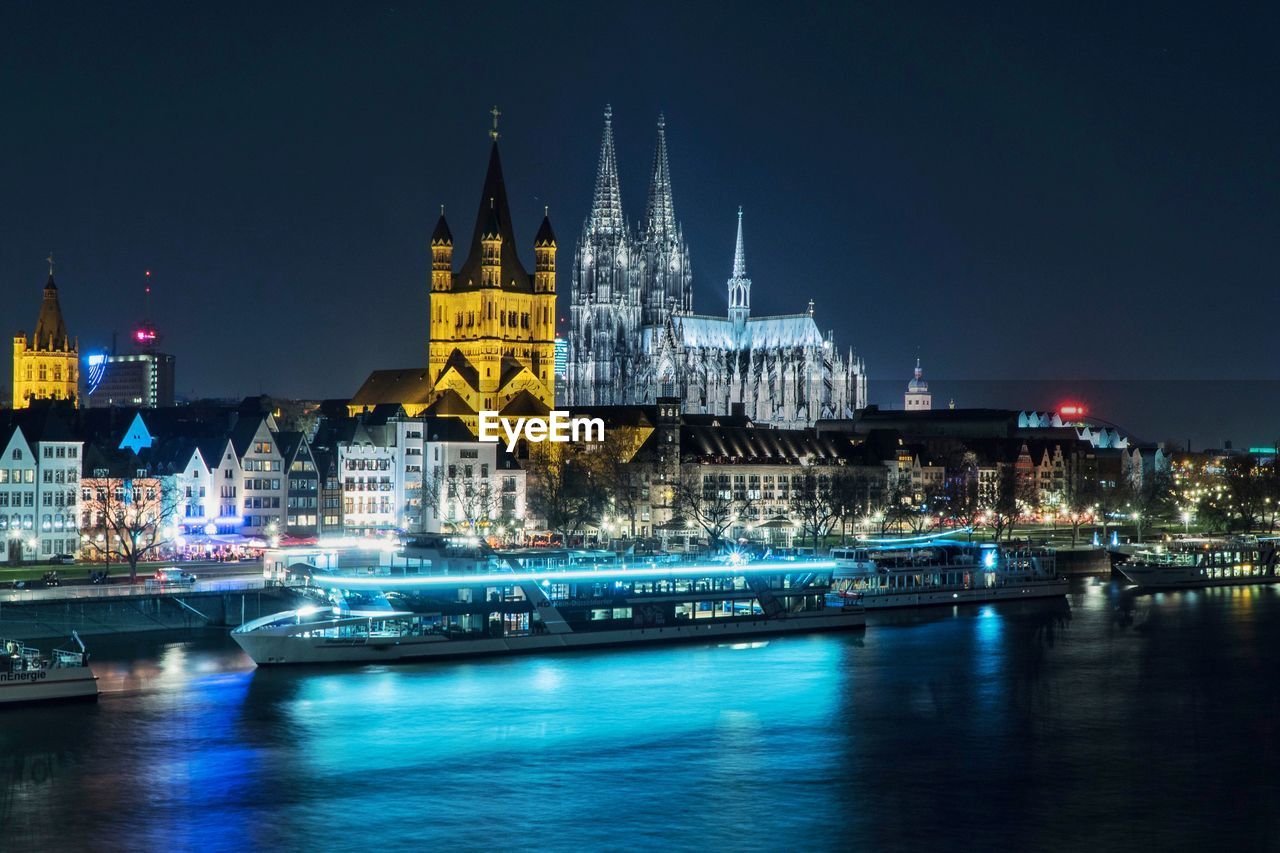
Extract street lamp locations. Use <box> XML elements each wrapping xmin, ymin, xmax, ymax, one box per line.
<box><xmin>1182</xmin><ymin>510</ymin><xmax>1192</xmax><ymax>534</ymax></box>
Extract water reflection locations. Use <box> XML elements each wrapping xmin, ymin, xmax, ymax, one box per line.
<box><xmin>3</xmin><ymin>584</ymin><xmax>1279</xmax><ymax>850</ymax></box>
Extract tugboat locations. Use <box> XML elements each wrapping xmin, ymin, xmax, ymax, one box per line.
<box><xmin>0</xmin><ymin>633</ymin><xmax>98</xmax><ymax>706</ymax></box>
<box><xmin>1115</xmin><ymin>536</ymin><xmax>1280</xmax><ymax>589</ymax></box>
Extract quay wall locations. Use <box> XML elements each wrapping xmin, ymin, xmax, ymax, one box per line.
<box><xmin>1054</xmin><ymin>548</ymin><xmax>1111</xmax><ymax>576</ymax></box>
<box><xmin>0</xmin><ymin>589</ymin><xmax>304</xmax><ymax>640</ymax></box>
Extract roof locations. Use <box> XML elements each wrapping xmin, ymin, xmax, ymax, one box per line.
<box><xmin>682</xmin><ymin>424</ymin><xmax>856</xmax><ymax>464</ymax></box>
<box><xmin>535</xmin><ymin>214</ymin><xmax>556</xmax><ymax>247</ymax></box>
<box><xmin>423</xmin><ymin>389</ymin><xmax>476</xmax><ymax>417</ymax></box>
<box><xmin>454</xmin><ymin>142</ymin><xmax>534</xmax><ymax>292</ymax></box>
<box><xmin>671</xmin><ymin>313</ymin><xmax>824</xmax><ymax>350</ymax></box>
<box><xmin>500</xmin><ymin>390</ymin><xmax>550</xmax><ymax>417</ymax></box>
<box><xmin>29</xmin><ymin>274</ymin><xmax>71</xmax><ymax>349</ymax></box>
<box><xmin>431</xmin><ymin>213</ymin><xmax>453</xmax><ymax>245</ymax></box>
<box><xmin>350</xmin><ymin>368</ymin><xmax>435</xmax><ymax>408</ymax></box>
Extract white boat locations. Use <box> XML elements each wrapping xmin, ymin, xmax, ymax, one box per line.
<box><xmin>1</xmin><ymin>633</ymin><xmax>98</xmax><ymax>706</ymax></box>
<box><xmin>232</xmin><ymin>536</ymin><xmax>865</xmax><ymax>665</ymax></box>
<box><xmin>1115</xmin><ymin>536</ymin><xmax>1279</xmax><ymax>589</ymax></box>
<box><xmin>828</xmin><ymin>539</ymin><xmax>1067</xmax><ymax>609</ymax></box>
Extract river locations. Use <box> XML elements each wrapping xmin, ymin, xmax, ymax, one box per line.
<box><xmin>2</xmin><ymin>578</ymin><xmax>1278</xmax><ymax>852</ymax></box>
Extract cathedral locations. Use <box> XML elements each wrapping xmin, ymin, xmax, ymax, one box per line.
<box><xmin>12</xmin><ymin>256</ymin><xmax>78</xmax><ymax>409</ymax></box>
<box><xmin>565</xmin><ymin>107</ymin><xmax>866</xmax><ymax>428</ymax></box>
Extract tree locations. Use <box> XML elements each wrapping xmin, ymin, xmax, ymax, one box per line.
<box><xmin>80</xmin><ymin>476</ymin><xmax>178</xmax><ymax>583</ymax></box>
<box><xmin>421</xmin><ymin>465</ymin><xmax>501</xmax><ymax>536</ymax></box>
<box><xmin>789</xmin><ymin>471</ymin><xmax>839</xmax><ymax>553</ymax></box>
<box><xmin>985</xmin><ymin>465</ymin><xmax>1020</xmax><ymax>543</ymax></box>
<box><xmin>944</xmin><ymin>467</ymin><xmax>983</xmax><ymax>542</ymax></box>
<box><xmin>828</xmin><ymin>469</ymin><xmax>876</xmax><ymax>543</ymax></box>
<box><xmin>672</xmin><ymin>467</ymin><xmax>740</xmax><ymax>553</ymax></box>
<box><xmin>1125</xmin><ymin>468</ymin><xmax>1174</xmax><ymax>543</ymax></box>
<box><xmin>1058</xmin><ymin>464</ymin><xmax>1096</xmax><ymax>547</ymax></box>
<box><xmin>594</xmin><ymin>429</ymin><xmax>650</xmax><ymax>540</ymax></box>
<box><xmin>524</xmin><ymin>444</ymin><xmax>608</xmax><ymax>544</ymax></box>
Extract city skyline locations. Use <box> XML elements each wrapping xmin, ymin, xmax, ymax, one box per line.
<box><xmin>3</xmin><ymin>3</ymin><xmax>1278</xmax><ymax>439</ymax></box>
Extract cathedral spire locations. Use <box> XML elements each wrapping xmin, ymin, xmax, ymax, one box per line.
<box><xmin>643</xmin><ymin>113</ymin><xmax>676</xmax><ymax>241</ymax></box>
<box><xmin>728</xmin><ymin>207</ymin><xmax>751</xmax><ymax>326</ymax></box>
<box><xmin>588</xmin><ymin>105</ymin><xmax>625</xmax><ymax>236</ymax></box>
<box><xmin>732</xmin><ymin>206</ymin><xmax>746</xmax><ymax>278</ymax></box>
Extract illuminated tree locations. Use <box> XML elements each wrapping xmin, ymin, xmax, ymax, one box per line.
<box><xmin>80</xmin><ymin>476</ymin><xmax>179</xmax><ymax>583</ymax></box>
<box><xmin>672</xmin><ymin>468</ymin><xmax>740</xmax><ymax>553</ymax></box>
<box><xmin>789</xmin><ymin>471</ymin><xmax>839</xmax><ymax>553</ymax></box>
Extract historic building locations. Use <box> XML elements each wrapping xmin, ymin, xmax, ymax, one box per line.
<box><xmin>565</xmin><ymin>108</ymin><xmax>865</xmax><ymax>427</ymax></box>
<box><xmin>13</xmin><ymin>258</ymin><xmax>79</xmax><ymax>409</ymax></box>
<box><xmin>352</xmin><ymin>125</ymin><xmax>557</xmax><ymax>433</ymax></box>
<box><xmin>905</xmin><ymin>358</ymin><xmax>931</xmax><ymax>410</ymax></box>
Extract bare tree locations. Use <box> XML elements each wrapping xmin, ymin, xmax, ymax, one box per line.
<box><xmin>828</xmin><ymin>469</ymin><xmax>875</xmax><ymax>544</ymax></box>
<box><xmin>789</xmin><ymin>471</ymin><xmax>839</xmax><ymax>553</ymax></box>
<box><xmin>81</xmin><ymin>476</ymin><xmax>179</xmax><ymax>582</ymax></box>
<box><xmin>985</xmin><ymin>465</ymin><xmax>1020</xmax><ymax>544</ymax></box>
<box><xmin>944</xmin><ymin>467</ymin><xmax>982</xmax><ymax>542</ymax></box>
<box><xmin>672</xmin><ymin>467</ymin><xmax>740</xmax><ymax>553</ymax></box>
<box><xmin>594</xmin><ymin>429</ymin><xmax>650</xmax><ymax>539</ymax></box>
<box><xmin>1058</xmin><ymin>464</ymin><xmax>1096</xmax><ymax>547</ymax></box>
<box><xmin>524</xmin><ymin>444</ymin><xmax>607</xmax><ymax>545</ymax></box>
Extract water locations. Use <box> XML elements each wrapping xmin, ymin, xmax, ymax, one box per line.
<box><xmin>3</xmin><ymin>579</ymin><xmax>1279</xmax><ymax>852</ymax></box>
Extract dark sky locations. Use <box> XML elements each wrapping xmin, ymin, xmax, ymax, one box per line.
<box><xmin>3</xmin><ymin>2</ymin><xmax>1278</xmax><ymax>442</ymax></box>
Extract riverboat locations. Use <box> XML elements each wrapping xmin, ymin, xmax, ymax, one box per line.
<box><xmin>1</xmin><ymin>633</ymin><xmax>98</xmax><ymax>706</ymax></box>
<box><xmin>232</xmin><ymin>536</ymin><xmax>865</xmax><ymax>665</ymax></box>
<box><xmin>827</xmin><ymin>538</ymin><xmax>1067</xmax><ymax>609</ymax></box>
<box><xmin>1114</xmin><ymin>536</ymin><xmax>1279</xmax><ymax>589</ymax></box>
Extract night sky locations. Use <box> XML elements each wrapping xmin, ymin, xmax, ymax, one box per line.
<box><xmin>3</xmin><ymin>3</ymin><xmax>1278</xmax><ymax>445</ymax></box>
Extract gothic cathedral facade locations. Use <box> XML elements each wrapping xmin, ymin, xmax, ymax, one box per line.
<box><xmin>565</xmin><ymin>108</ymin><xmax>866</xmax><ymax>428</ymax></box>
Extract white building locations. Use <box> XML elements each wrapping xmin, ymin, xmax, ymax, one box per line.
<box><xmin>0</xmin><ymin>412</ymin><xmax>82</xmax><ymax>562</ymax></box>
<box><xmin>421</xmin><ymin>417</ymin><xmax>526</xmax><ymax>535</ymax></box>
<box><xmin>905</xmin><ymin>359</ymin><xmax>931</xmax><ymax>411</ymax></box>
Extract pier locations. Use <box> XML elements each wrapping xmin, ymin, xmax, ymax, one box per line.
<box><xmin>0</xmin><ymin>577</ymin><xmax>303</xmax><ymax>640</ymax></box>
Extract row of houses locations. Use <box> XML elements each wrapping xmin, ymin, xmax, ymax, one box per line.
<box><xmin>572</xmin><ymin>401</ymin><xmax>1172</xmax><ymax>542</ymax></box>
<box><xmin>0</xmin><ymin>400</ymin><xmax>527</xmax><ymax>563</ymax></box>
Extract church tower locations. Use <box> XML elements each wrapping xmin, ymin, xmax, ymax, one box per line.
<box><xmin>566</xmin><ymin>105</ymin><xmax>641</xmax><ymax>405</ymax></box>
<box><xmin>638</xmin><ymin>114</ymin><xmax>692</xmax><ymax>326</ymax></box>
<box><xmin>423</xmin><ymin>110</ymin><xmax>556</xmax><ymax>430</ymax></box>
<box><xmin>905</xmin><ymin>358</ymin><xmax>932</xmax><ymax>410</ymax></box>
<box><xmin>727</xmin><ymin>207</ymin><xmax>751</xmax><ymax>333</ymax></box>
<box><xmin>13</xmin><ymin>255</ymin><xmax>79</xmax><ymax>408</ymax></box>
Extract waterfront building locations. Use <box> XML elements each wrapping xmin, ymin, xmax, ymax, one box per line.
<box><xmin>277</xmin><ymin>431</ymin><xmax>319</xmax><ymax>540</ymax></box>
<box><xmin>904</xmin><ymin>358</ymin><xmax>931</xmax><ymax>411</ymax></box>
<box><xmin>421</xmin><ymin>415</ymin><xmax>526</xmax><ymax>535</ymax></box>
<box><xmin>0</xmin><ymin>405</ymin><xmax>82</xmax><ymax>562</ymax></box>
<box><xmin>352</xmin><ymin>126</ymin><xmax>558</xmax><ymax>433</ymax></box>
<box><xmin>13</xmin><ymin>259</ymin><xmax>79</xmax><ymax>409</ymax></box>
<box><xmin>565</xmin><ymin>108</ymin><xmax>866</xmax><ymax>427</ymax></box>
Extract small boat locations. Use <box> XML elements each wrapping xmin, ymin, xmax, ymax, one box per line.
<box><xmin>1</xmin><ymin>632</ymin><xmax>99</xmax><ymax>706</ymax></box>
<box><xmin>1115</xmin><ymin>536</ymin><xmax>1280</xmax><ymax>589</ymax></box>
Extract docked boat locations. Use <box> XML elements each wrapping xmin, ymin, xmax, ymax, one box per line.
<box><xmin>827</xmin><ymin>539</ymin><xmax>1067</xmax><ymax>609</ymax></box>
<box><xmin>1115</xmin><ymin>536</ymin><xmax>1279</xmax><ymax>589</ymax></box>
<box><xmin>232</xmin><ymin>536</ymin><xmax>865</xmax><ymax>665</ymax></box>
<box><xmin>1</xmin><ymin>633</ymin><xmax>98</xmax><ymax>706</ymax></box>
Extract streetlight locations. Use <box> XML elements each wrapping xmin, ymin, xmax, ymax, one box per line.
<box><xmin>1182</xmin><ymin>510</ymin><xmax>1192</xmax><ymax>535</ymax></box>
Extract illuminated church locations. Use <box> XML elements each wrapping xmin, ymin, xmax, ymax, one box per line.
<box><xmin>12</xmin><ymin>256</ymin><xmax>78</xmax><ymax>409</ymax></box>
<box><xmin>351</xmin><ymin>118</ymin><xmax>556</xmax><ymax>433</ymax></box>
<box><xmin>565</xmin><ymin>108</ymin><xmax>866</xmax><ymax>427</ymax></box>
